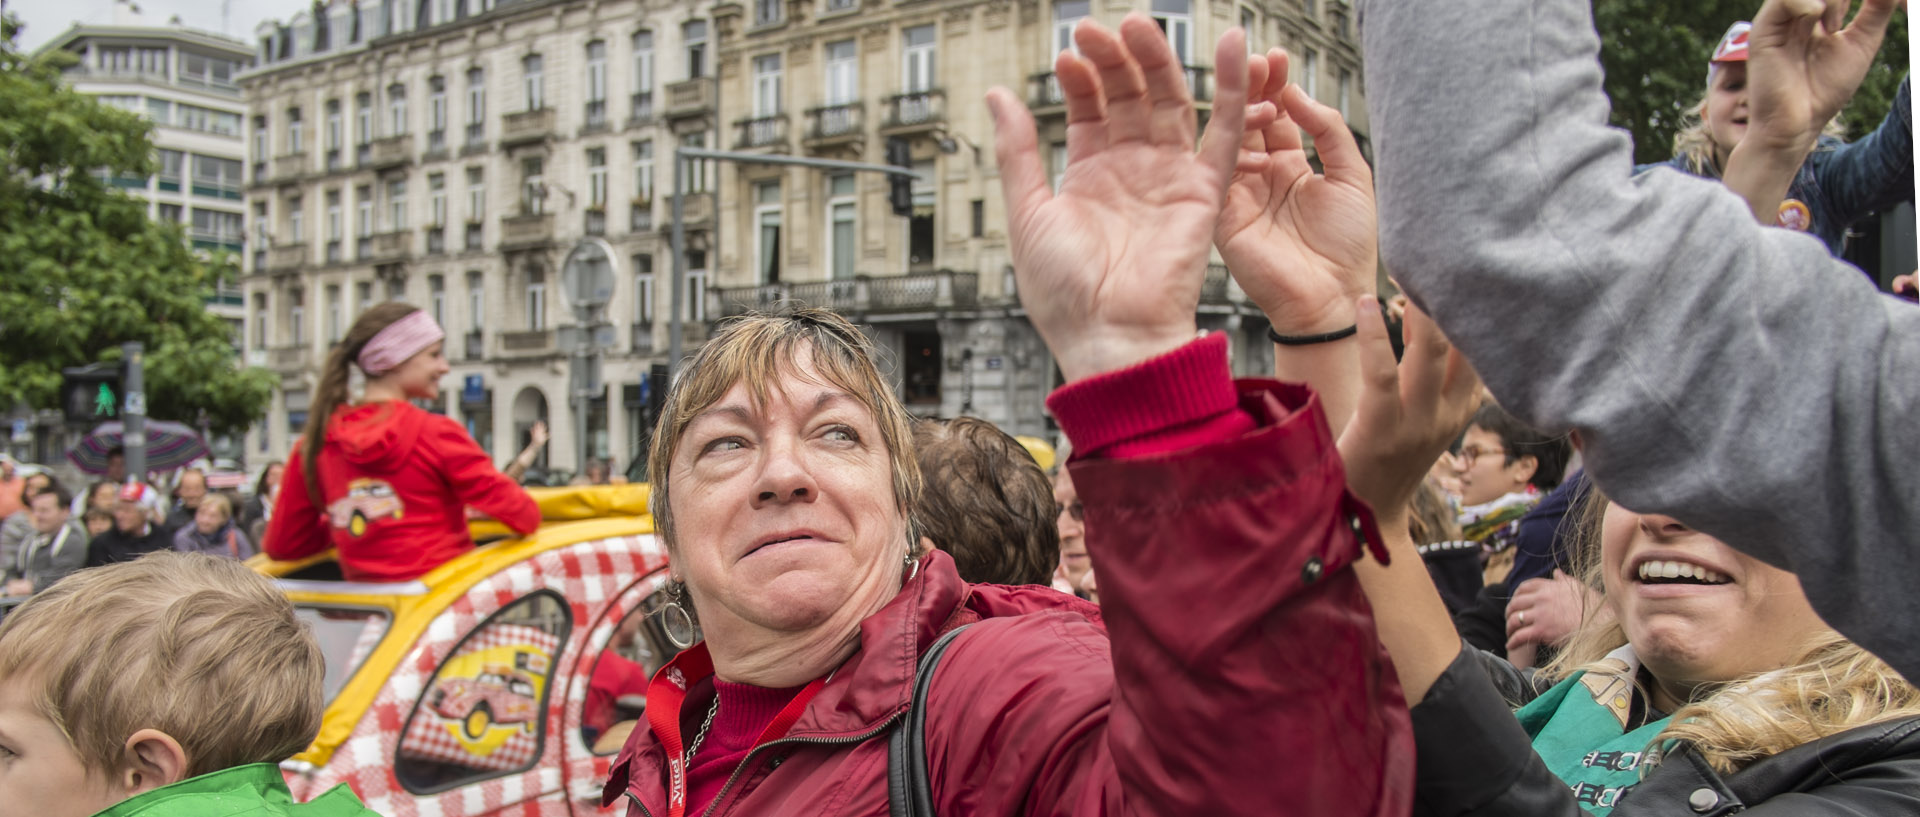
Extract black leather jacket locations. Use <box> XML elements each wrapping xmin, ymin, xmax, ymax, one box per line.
<box><xmin>1411</xmin><ymin>645</ymin><xmax>1920</xmax><ymax>816</ymax></box>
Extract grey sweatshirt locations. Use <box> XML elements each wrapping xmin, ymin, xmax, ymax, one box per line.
<box><xmin>1358</xmin><ymin>0</ymin><xmax>1920</xmax><ymax>679</ymax></box>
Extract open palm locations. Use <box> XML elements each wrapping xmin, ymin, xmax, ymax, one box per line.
<box><xmin>1746</xmin><ymin>0</ymin><xmax>1897</xmax><ymax>154</ymax></box>
<box><xmin>990</xmin><ymin>17</ymin><xmax>1248</xmax><ymax>381</ymax></box>
<box><xmin>1215</xmin><ymin>49</ymin><xmax>1377</xmax><ymax>334</ymax></box>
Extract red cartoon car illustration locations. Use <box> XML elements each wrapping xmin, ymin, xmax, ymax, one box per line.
<box><xmin>326</xmin><ymin>479</ymin><xmax>403</xmax><ymax>537</ymax></box>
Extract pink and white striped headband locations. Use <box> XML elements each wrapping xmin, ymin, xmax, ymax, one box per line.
<box><xmin>356</xmin><ymin>310</ymin><xmax>446</xmax><ymax>375</ymax></box>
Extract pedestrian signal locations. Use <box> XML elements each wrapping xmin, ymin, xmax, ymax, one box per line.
<box><xmin>61</xmin><ymin>363</ymin><xmax>123</xmax><ymax>424</ymax></box>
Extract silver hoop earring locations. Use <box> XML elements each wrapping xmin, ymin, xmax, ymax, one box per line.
<box><xmin>660</xmin><ymin>581</ymin><xmax>699</xmax><ymax>650</ymax></box>
<box><xmin>903</xmin><ymin>544</ymin><xmax>921</xmax><ymax>583</ymax></box>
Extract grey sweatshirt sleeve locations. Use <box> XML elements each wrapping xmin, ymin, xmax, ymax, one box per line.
<box><xmin>1357</xmin><ymin>0</ymin><xmax>1920</xmax><ymax>680</ymax></box>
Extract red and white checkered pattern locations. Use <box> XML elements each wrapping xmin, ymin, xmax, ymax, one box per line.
<box><xmin>285</xmin><ymin>533</ymin><xmax>672</xmax><ymax>817</ymax></box>
<box><xmin>398</xmin><ymin>624</ymin><xmax>560</xmax><ymax>772</ymax></box>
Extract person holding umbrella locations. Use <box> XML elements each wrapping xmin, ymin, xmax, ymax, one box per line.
<box><xmin>264</xmin><ymin>303</ymin><xmax>540</xmax><ymax>582</ymax></box>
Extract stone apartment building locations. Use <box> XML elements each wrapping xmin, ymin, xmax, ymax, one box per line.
<box><xmin>241</xmin><ymin>0</ymin><xmax>1364</xmax><ymax>476</ymax></box>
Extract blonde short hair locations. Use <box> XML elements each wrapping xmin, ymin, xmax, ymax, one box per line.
<box><xmin>0</xmin><ymin>552</ymin><xmax>322</xmax><ymax>777</ymax></box>
<box><xmin>648</xmin><ymin>308</ymin><xmax>922</xmax><ymax>549</ymax></box>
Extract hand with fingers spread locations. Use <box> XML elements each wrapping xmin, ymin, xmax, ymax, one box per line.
<box><xmin>987</xmin><ymin>15</ymin><xmax>1248</xmax><ymax>382</ymax></box>
<box><xmin>1217</xmin><ymin>48</ymin><xmax>1377</xmax><ymax>335</ymax></box>
<box><xmin>1744</xmin><ymin>0</ymin><xmax>1898</xmax><ymax>157</ymax></box>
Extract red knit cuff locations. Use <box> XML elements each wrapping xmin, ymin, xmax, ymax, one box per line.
<box><xmin>1046</xmin><ymin>333</ymin><xmax>1251</xmax><ymax>460</ymax></box>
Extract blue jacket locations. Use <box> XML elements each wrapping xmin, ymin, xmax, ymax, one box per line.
<box><xmin>1634</xmin><ymin>75</ymin><xmax>1911</xmax><ymax>256</ymax></box>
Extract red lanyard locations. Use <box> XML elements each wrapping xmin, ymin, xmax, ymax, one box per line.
<box><xmin>645</xmin><ymin>644</ymin><xmax>826</xmax><ymax>817</ymax></box>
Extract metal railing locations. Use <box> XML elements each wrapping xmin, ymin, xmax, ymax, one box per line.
<box><xmin>806</xmin><ymin>103</ymin><xmax>863</xmax><ymax>141</ymax></box>
<box><xmin>884</xmin><ymin>90</ymin><xmax>944</xmax><ymax>128</ymax></box>
<box><xmin>734</xmin><ymin>114</ymin><xmax>789</xmax><ymax>148</ymax></box>
<box><xmin>712</xmin><ymin>271</ymin><xmax>976</xmax><ymax>318</ymax></box>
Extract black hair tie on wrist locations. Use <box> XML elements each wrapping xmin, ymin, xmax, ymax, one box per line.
<box><xmin>1267</xmin><ymin>324</ymin><xmax>1359</xmax><ymax>346</ymax></box>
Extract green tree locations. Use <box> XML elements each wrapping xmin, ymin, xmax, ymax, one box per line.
<box><xmin>1595</xmin><ymin>0</ymin><xmax>1908</xmax><ymax>165</ymax></box>
<box><xmin>0</xmin><ymin>15</ymin><xmax>273</xmax><ymax>434</ymax></box>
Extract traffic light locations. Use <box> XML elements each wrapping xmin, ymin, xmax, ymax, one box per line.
<box><xmin>886</xmin><ymin>136</ymin><xmax>914</xmax><ymax>218</ymax></box>
<box><xmin>61</xmin><ymin>362</ymin><xmax>123</xmax><ymax>424</ymax></box>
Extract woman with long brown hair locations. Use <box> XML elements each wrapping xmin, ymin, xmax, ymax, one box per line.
<box><xmin>264</xmin><ymin>303</ymin><xmax>538</xmax><ymax>581</ymax></box>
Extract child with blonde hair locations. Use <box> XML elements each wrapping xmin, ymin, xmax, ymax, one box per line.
<box><xmin>0</xmin><ymin>552</ymin><xmax>379</xmax><ymax>816</ymax></box>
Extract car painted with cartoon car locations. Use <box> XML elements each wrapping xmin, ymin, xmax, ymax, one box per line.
<box><xmin>254</xmin><ymin>484</ymin><xmax>686</xmax><ymax>817</ymax></box>
<box><xmin>326</xmin><ymin>479</ymin><xmax>405</xmax><ymax>536</ymax></box>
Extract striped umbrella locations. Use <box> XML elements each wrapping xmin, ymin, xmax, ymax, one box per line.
<box><xmin>67</xmin><ymin>420</ymin><xmax>210</xmax><ymax>475</ymax></box>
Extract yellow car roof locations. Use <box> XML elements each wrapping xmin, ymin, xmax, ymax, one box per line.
<box><xmin>253</xmin><ymin>484</ymin><xmax>656</xmax><ymax>767</ymax></box>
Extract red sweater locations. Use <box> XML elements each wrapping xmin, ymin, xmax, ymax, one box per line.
<box><xmin>681</xmin><ymin>334</ymin><xmax>1252</xmax><ymax>812</ymax></box>
<box><xmin>264</xmin><ymin>400</ymin><xmax>540</xmax><ymax>582</ymax></box>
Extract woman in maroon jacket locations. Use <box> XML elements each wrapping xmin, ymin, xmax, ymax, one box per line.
<box><xmin>265</xmin><ymin>303</ymin><xmax>539</xmax><ymax>581</ymax></box>
<box><xmin>603</xmin><ymin>18</ymin><xmax>1412</xmax><ymax>817</ymax></box>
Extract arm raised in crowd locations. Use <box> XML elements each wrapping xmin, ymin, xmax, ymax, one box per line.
<box><xmin>1358</xmin><ymin>0</ymin><xmax>1920</xmax><ymax>680</ymax></box>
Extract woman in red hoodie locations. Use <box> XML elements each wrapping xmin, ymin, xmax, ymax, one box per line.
<box><xmin>265</xmin><ymin>303</ymin><xmax>540</xmax><ymax>581</ymax></box>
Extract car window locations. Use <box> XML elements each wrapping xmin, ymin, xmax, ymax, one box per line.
<box><xmin>395</xmin><ymin>590</ymin><xmax>572</xmax><ymax>793</ymax></box>
<box><xmin>294</xmin><ymin>606</ymin><xmax>391</xmax><ymax>703</ymax></box>
<box><xmin>582</xmin><ymin>584</ymin><xmax>691</xmax><ymax>754</ymax></box>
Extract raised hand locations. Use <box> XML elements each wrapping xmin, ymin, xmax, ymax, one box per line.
<box><xmin>1745</xmin><ymin>0</ymin><xmax>1898</xmax><ymax>156</ymax></box>
<box><xmin>988</xmin><ymin>16</ymin><xmax>1248</xmax><ymax>382</ymax></box>
<box><xmin>1336</xmin><ymin>299</ymin><xmax>1480</xmax><ymax>529</ymax></box>
<box><xmin>1216</xmin><ymin>48</ymin><xmax>1377</xmax><ymax>334</ymax></box>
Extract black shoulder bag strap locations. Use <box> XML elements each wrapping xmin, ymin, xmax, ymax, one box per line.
<box><xmin>887</xmin><ymin>623</ymin><xmax>973</xmax><ymax>817</ymax></box>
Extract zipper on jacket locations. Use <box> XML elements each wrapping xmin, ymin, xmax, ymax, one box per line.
<box><xmin>695</xmin><ymin>711</ymin><xmax>907</xmax><ymax>817</ymax></box>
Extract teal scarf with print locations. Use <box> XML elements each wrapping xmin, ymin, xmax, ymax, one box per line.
<box><xmin>1515</xmin><ymin>646</ymin><xmax>1672</xmax><ymax>815</ymax></box>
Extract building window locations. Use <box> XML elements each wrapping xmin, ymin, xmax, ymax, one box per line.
<box><xmin>287</xmin><ymin>107</ymin><xmax>304</xmax><ymax>152</ymax></box>
<box><xmin>1054</xmin><ymin>0</ymin><xmax>1089</xmax><ymax>55</ymax></box>
<box><xmin>1151</xmin><ymin>0</ymin><xmax>1192</xmax><ymax>67</ymax></box>
<box><xmin>325</xmin><ymin>99</ymin><xmax>343</xmax><ymax>167</ymax></box>
<box><xmin>288</xmin><ymin>196</ymin><xmax>305</xmax><ymax>242</ymax></box>
<box><xmin>385</xmin><ymin>275</ymin><xmax>405</xmax><ymax>302</ymax></box>
<box><xmin>252</xmin><ymin>115</ymin><xmax>268</xmax><ymax>179</ymax></box>
<box><xmin>428</xmin><ymin>76</ymin><xmax>447</xmax><ymax>150</ymax></box>
<box><xmin>289</xmin><ymin>288</ymin><xmax>305</xmax><ymax>344</ymax></box>
<box><xmin>585</xmin><ymin>41</ymin><xmax>607</xmax><ymax>126</ymax></box>
<box><xmin>631</xmin><ymin>30</ymin><xmax>654</xmax><ymax>119</ymax></box>
<box><xmin>387</xmin><ymin>179</ymin><xmax>407</xmax><ymax>230</ymax></box>
<box><xmin>177</xmin><ymin>104</ymin><xmax>241</xmax><ymax>136</ymax></box>
<box><xmin>909</xmin><ymin>160</ymin><xmax>934</xmax><ymax>267</ymax></box>
<box><xmin>1301</xmin><ymin>48</ymin><xmax>1318</xmax><ymax>98</ymax></box>
<box><xmin>466</xmin><ymin>68</ymin><xmax>486</xmax><ymax>145</ymax></box>
<box><xmin>190</xmin><ymin>155</ymin><xmax>245</xmax><ymax>197</ymax></box>
<box><xmin>466</xmin><ymin>270</ymin><xmax>486</xmax><ymax>336</ymax></box>
<box><xmin>1338</xmin><ymin>67</ymin><xmax>1353</xmax><ymax>119</ymax></box>
<box><xmin>754</xmin><ymin>0</ymin><xmax>782</xmax><ymax>26</ymax></box>
<box><xmin>429</xmin><ymin>172</ymin><xmax>447</xmax><ymax>226</ymax></box>
<box><xmin>356</xmin><ymin>185</ymin><xmax>374</xmax><ymax>258</ymax></box>
<box><xmin>1304</xmin><ymin>0</ymin><xmax>1317</xmax><ymax>16</ymax></box>
<box><xmin>752</xmin><ymin>54</ymin><xmax>782</xmax><ymax>119</ymax></box>
<box><xmin>326</xmin><ymin>189</ymin><xmax>342</xmax><ymax>260</ymax></box>
<box><xmin>825</xmin><ymin>40</ymin><xmax>857</xmax><ymax>106</ymax></box>
<box><xmin>971</xmin><ymin>198</ymin><xmax>984</xmax><ymax>238</ymax></box>
<box><xmin>521</xmin><ymin>157</ymin><xmax>544</xmax><ymax>215</ymax></box>
<box><xmin>684</xmin><ymin>20</ymin><xmax>707</xmax><ymax>80</ymax></box>
<box><xmin>522</xmin><ymin>54</ymin><xmax>544</xmax><ymax>111</ymax></box>
<box><xmin>686</xmin><ymin>249</ymin><xmax>707</xmax><ymax>322</ymax></box>
<box><xmin>253</xmin><ymin>293</ymin><xmax>269</xmax><ymax>349</ymax></box>
<box><xmin>631</xmin><ymin>141</ymin><xmax>653</xmax><ymax>231</ymax></box>
<box><xmin>428</xmin><ymin>274</ymin><xmax>446</xmax><ymax>326</ymax></box>
<box><xmin>157</xmin><ymin>150</ymin><xmax>183</xmax><ymax>187</ymax></box>
<box><xmin>1240</xmin><ymin>7</ymin><xmax>1256</xmax><ymax>49</ymax></box>
<box><xmin>326</xmin><ymin>284</ymin><xmax>343</xmax><ymax>343</ymax></box>
<box><xmin>1333</xmin><ymin>8</ymin><xmax>1350</xmax><ymax>38</ymax></box>
<box><xmin>387</xmin><ymin>83</ymin><xmax>408</xmax><ymax>134</ymax></box>
<box><xmin>754</xmin><ymin>181</ymin><xmax>782</xmax><ymax>284</ymax></box>
<box><xmin>825</xmin><ymin>0</ymin><xmax>856</xmax><ymax>13</ymax></box>
<box><xmin>158</xmin><ymin>203</ymin><xmax>183</xmax><ymax>223</ymax></box>
<box><xmin>587</xmin><ymin>148</ymin><xmax>608</xmax><ymax>208</ymax></box>
<box><xmin>146</xmin><ymin>97</ymin><xmax>171</xmax><ymax>125</ymax></box>
<box><xmin>632</xmin><ymin>254</ymin><xmax>654</xmax><ymax>326</ymax></box>
<box><xmin>679</xmin><ymin>132</ymin><xmax>710</xmax><ymax>193</ymax></box>
<box><xmin>466</xmin><ymin>166</ymin><xmax>485</xmax><ymax>222</ymax></box>
<box><xmin>903</xmin><ymin>26</ymin><xmax>935</xmax><ymax>93</ymax></box>
<box><xmin>356</xmin><ymin>280</ymin><xmax>374</xmax><ymax>315</ymax></box>
<box><xmin>827</xmin><ymin>174</ymin><xmax>856</xmax><ymax>280</ymax></box>
<box><xmin>526</xmin><ymin>268</ymin><xmax>547</xmax><ymax>330</ymax></box>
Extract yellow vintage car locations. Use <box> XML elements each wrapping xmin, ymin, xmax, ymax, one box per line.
<box><xmin>255</xmin><ymin>485</ymin><xmax>684</xmax><ymax>817</ymax></box>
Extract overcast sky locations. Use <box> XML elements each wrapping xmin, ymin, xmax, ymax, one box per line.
<box><xmin>11</xmin><ymin>0</ymin><xmax>313</xmax><ymax>52</ymax></box>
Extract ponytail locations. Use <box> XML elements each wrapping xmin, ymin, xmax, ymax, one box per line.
<box><xmin>296</xmin><ymin>302</ymin><xmax>425</xmax><ymax>505</ymax></box>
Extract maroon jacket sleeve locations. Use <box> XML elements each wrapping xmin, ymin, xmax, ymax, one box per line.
<box><xmin>928</xmin><ymin>335</ymin><xmax>1415</xmax><ymax>816</ymax></box>
<box><xmin>424</xmin><ymin>417</ymin><xmax>541</xmax><ymax>535</ymax></box>
<box><xmin>263</xmin><ymin>447</ymin><xmax>331</xmax><ymax>561</ymax></box>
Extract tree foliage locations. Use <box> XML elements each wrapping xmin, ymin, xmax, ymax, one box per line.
<box><xmin>0</xmin><ymin>15</ymin><xmax>274</xmax><ymax>434</ymax></box>
<box><xmin>1595</xmin><ymin>1</ymin><xmax>1909</xmax><ymax>165</ymax></box>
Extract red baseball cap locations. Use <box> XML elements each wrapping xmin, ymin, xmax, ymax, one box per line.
<box><xmin>1712</xmin><ymin>21</ymin><xmax>1751</xmax><ymax>64</ymax></box>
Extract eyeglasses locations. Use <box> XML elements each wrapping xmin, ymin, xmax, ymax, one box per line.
<box><xmin>1058</xmin><ymin>500</ymin><xmax>1084</xmax><ymax>523</ymax></box>
<box><xmin>1457</xmin><ymin>445</ymin><xmax>1509</xmax><ymax>466</ymax></box>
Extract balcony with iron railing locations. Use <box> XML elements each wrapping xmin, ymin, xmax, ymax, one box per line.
<box><xmin>465</xmin><ymin>222</ymin><xmax>484</xmax><ymax>251</ymax></box>
<box><xmin>464</xmin><ymin>123</ymin><xmax>487</xmax><ymax>154</ymax></box>
<box><xmin>628</xmin><ymin>92</ymin><xmax>655</xmax><ymax>127</ymax></box>
<box><xmin>426</xmin><ymin>130</ymin><xmax>447</xmax><ymax>157</ymax></box>
<box><xmin>425</xmin><ymin>227</ymin><xmax>446</xmax><ymax>254</ymax></box>
<box><xmin>583</xmin><ymin>101</ymin><xmax>610</xmax><ymax>134</ymax></box>
<box><xmin>501</xmin><ymin>212</ymin><xmax>555</xmax><ymax>249</ymax></box>
<box><xmin>804</xmin><ymin>103</ymin><xmax>863</xmax><ymax>148</ymax></box>
<box><xmin>733</xmin><ymin>114</ymin><xmax>789</xmax><ymax>149</ymax></box>
<box><xmin>712</xmin><ymin>270</ymin><xmax>977</xmax><ymax>319</ymax></box>
<box><xmin>368</xmin><ymin>135</ymin><xmax>413</xmax><ymax>170</ymax></box>
<box><xmin>463</xmin><ymin>330</ymin><xmax>485</xmax><ymax>360</ymax></box>
<box><xmin>1200</xmin><ymin>263</ymin><xmax>1234</xmax><ymax>304</ymax></box>
<box><xmin>630</xmin><ymin>323</ymin><xmax>655</xmax><ymax>354</ymax></box>
<box><xmin>326</xmin><ymin>240</ymin><xmax>342</xmax><ymax>264</ymax></box>
<box><xmin>1030</xmin><ymin>67</ymin><xmax>1211</xmax><ymax>113</ymax></box>
<box><xmin>882</xmin><ymin>90</ymin><xmax>944</xmax><ymax>132</ymax></box>
<box><xmin>665</xmin><ymin>78</ymin><xmax>717</xmax><ymax>120</ymax></box>
<box><xmin>585</xmin><ymin>208</ymin><xmax>607</xmax><ymax>237</ymax></box>
<box><xmin>501</xmin><ymin>108</ymin><xmax>556</xmax><ymax>147</ymax></box>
